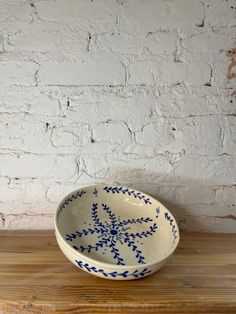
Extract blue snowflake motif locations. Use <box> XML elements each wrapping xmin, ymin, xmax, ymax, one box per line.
<box><xmin>65</xmin><ymin>203</ymin><xmax>158</xmax><ymax>265</ymax></box>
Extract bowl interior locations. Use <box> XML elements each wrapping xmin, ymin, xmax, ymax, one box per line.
<box><xmin>56</xmin><ymin>184</ymin><xmax>179</xmax><ymax>266</ymax></box>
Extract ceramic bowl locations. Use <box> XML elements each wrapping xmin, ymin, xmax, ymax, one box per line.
<box><xmin>54</xmin><ymin>184</ymin><xmax>180</xmax><ymax>280</ymax></box>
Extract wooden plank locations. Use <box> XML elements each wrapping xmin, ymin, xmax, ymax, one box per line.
<box><xmin>0</xmin><ymin>231</ymin><xmax>58</xmax><ymax>252</ymax></box>
<box><xmin>0</xmin><ymin>231</ymin><xmax>235</xmax><ymax>313</ymax></box>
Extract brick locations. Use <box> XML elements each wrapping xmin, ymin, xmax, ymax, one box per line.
<box><xmin>0</xmin><ymin>180</ymin><xmax>52</xmax><ymax>214</ymax></box>
<box><xmin>136</xmin><ymin>116</ymin><xmax>223</xmax><ymax>155</ymax></box>
<box><xmin>0</xmin><ymin>87</ymin><xmax>61</xmax><ymax>116</ymax></box>
<box><xmin>144</xmin><ymin>32</ymin><xmax>178</xmax><ymax>56</ymax></box>
<box><xmin>0</xmin><ymin>114</ymin><xmax>55</xmax><ymax>154</ymax></box>
<box><xmin>123</xmin><ymin>144</ymin><xmax>155</xmax><ymax>157</ymax></box>
<box><xmin>93</xmin><ymin>122</ymin><xmax>131</xmax><ymax>144</ymax></box>
<box><xmin>51</xmin><ymin>124</ymin><xmax>90</xmax><ymax>149</ymax></box>
<box><xmin>19</xmin><ymin>118</ymin><xmax>89</xmax><ymax>154</ymax></box>
<box><xmin>96</xmin><ymin>34</ymin><xmax>143</xmax><ymax>55</ymax></box>
<box><xmin>222</xmin><ymin>116</ymin><xmax>236</xmax><ymax>154</ymax></box>
<box><xmin>0</xmin><ymin>154</ymin><xmax>76</xmax><ymax>179</ymax></box>
<box><xmin>36</xmin><ymin>0</ymin><xmax>117</xmax><ymax>32</ymax></box>
<box><xmin>128</xmin><ymin>62</ymin><xmax>211</xmax><ymax>86</ymax></box>
<box><xmin>0</xmin><ymin>177</ymin><xmax>23</xmax><ymax>204</ymax></box>
<box><xmin>128</xmin><ymin>63</ymin><xmax>154</xmax><ymax>85</ymax></box>
<box><xmin>47</xmin><ymin>184</ymin><xmax>84</xmax><ymax>203</ymax></box>
<box><xmin>174</xmin><ymin>155</ymin><xmax>236</xmax><ymax>185</ymax></box>
<box><xmin>96</xmin><ymin>32</ymin><xmax>177</xmax><ymax>56</ymax></box>
<box><xmin>8</xmin><ymin>27</ymin><xmax>59</xmax><ymax>53</ymax></box>
<box><xmin>8</xmin><ymin>24</ymin><xmax>88</xmax><ymax>58</ymax></box>
<box><xmin>157</xmin><ymin>62</ymin><xmax>212</xmax><ymax>85</ymax></box>
<box><xmin>0</xmin><ymin>61</ymin><xmax>37</xmax><ymax>86</ymax></box>
<box><xmin>156</xmin><ymin>94</ymin><xmax>219</xmax><ymax>117</ymax></box>
<box><xmin>212</xmin><ymin>62</ymin><xmax>234</xmax><ymax>88</ymax></box>
<box><xmin>205</xmin><ymin>0</ymin><xmax>236</xmax><ymax>27</ymax></box>
<box><xmin>81</xmin><ymin>142</ymin><xmax>116</xmax><ymax>156</ymax></box>
<box><xmin>136</xmin><ymin>119</ymin><xmax>173</xmax><ymax>149</ymax></box>
<box><xmin>0</xmin><ymin>2</ymin><xmax>32</xmax><ymax>23</ymax></box>
<box><xmin>172</xmin><ymin>116</ymin><xmax>223</xmax><ymax>155</ymax></box>
<box><xmin>226</xmin><ymin>116</ymin><xmax>236</xmax><ymax>143</ymax></box>
<box><xmin>83</xmin><ymin>154</ymin><xmax>173</xmax><ymax>183</ymax></box>
<box><xmin>0</xmin><ymin>199</ymin><xmax>55</xmax><ymax>216</ymax></box>
<box><xmin>38</xmin><ymin>62</ymin><xmax>125</xmax><ymax>86</ymax></box>
<box><xmin>113</xmin><ymin>157</ymin><xmax>174</xmax><ymax>184</ymax></box>
<box><xmin>0</xmin><ymin>87</ymin><xmax>30</xmax><ymax>113</ymax></box>
<box><xmin>119</xmin><ymin>0</ymin><xmax>204</xmax><ymax>33</ymax></box>
<box><xmin>182</xmin><ymin>33</ymin><xmax>229</xmax><ymax>54</ymax></box>
<box><xmin>0</xmin><ymin>32</ymin><xmax>3</xmax><ymax>53</ymax></box>
<box><xmin>3</xmin><ymin>214</ymin><xmax>54</xmax><ymax>230</ymax></box>
<box><xmin>28</xmin><ymin>93</ymin><xmax>61</xmax><ymax>116</ymax></box>
<box><xmin>217</xmin><ymin>186</ymin><xmax>236</xmax><ymax>207</ymax></box>
<box><xmin>174</xmin><ymin>185</ymin><xmax>216</xmax><ymax>206</ymax></box>
<box><xmin>66</xmin><ymin>88</ymin><xmax>153</xmax><ymax>131</ymax></box>
<box><xmin>24</xmin><ymin>181</ymin><xmax>46</xmax><ymax>204</ymax></box>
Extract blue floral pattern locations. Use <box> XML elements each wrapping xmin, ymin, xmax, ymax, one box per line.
<box><xmin>164</xmin><ymin>212</ymin><xmax>178</xmax><ymax>240</ymax></box>
<box><xmin>75</xmin><ymin>260</ymin><xmax>151</xmax><ymax>279</ymax></box>
<box><xmin>103</xmin><ymin>186</ymin><xmax>152</xmax><ymax>205</ymax></box>
<box><xmin>66</xmin><ymin>202</ymin><xmax>158</xmax><ymax>265</ymax></box>
<box><xmin>57</xmin><ymin>190</ymin><xmax>86</xmax><ymax>218</ymax></box>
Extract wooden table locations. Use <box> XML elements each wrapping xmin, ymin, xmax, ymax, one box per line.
<box><xmin>0</xmin><ymin>231</ymin><xmax>235</xmax><ymax>313</ymax></box>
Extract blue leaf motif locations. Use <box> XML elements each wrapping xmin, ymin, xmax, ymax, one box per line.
<box><xmin>75</xmin><ymin>260</ymin><xmax>152</xmax><ymax>279</ymax></box>
<box><xmin>66</xmin><ymin>203</ymin><xmax>158</xmax><ymax>265</ymax></box>
<box><xmin>103</xmin><ymin>186</ymin><xmax>152</xmax><ymax>205</ymax></box>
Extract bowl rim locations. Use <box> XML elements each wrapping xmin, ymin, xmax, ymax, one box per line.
<box><xmin>54</xmin><ymin>183</ymin><xmax>180</xmax><ymax>269</ymax></box>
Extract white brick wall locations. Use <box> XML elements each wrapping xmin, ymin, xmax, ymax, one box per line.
<box><xmin>0</xmin><ymin>0</ymin><xmax>235</xmax><ymax>232</ymax></box>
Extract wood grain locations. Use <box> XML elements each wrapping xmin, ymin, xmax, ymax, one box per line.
<box><xmin>0</xmin><ymin>231</ymin><xmax>236</xmax><ymax>314</ymax></box>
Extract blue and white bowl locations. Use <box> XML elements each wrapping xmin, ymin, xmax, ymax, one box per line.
<box><xmin>55</xmin><ymin>184</ymin><xmax>180</xmax><ymax>280</ymax></box>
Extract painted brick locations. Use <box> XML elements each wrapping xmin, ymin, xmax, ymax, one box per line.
<box><xmin>119</xmin><ymin>0</ymin><xmax>204</xmax><ymax>33</ymax></box>
<box><xmin>0</xmin><ymin>87</ymin><xmax>61</xmax><ymax>116</ymax></box>
<box><xmin>144</xmin><ymin>32</ymin><xmax>178</xmax><ymax>56</ymax></box>
<box><xmin>174</xmin><ymin>155</ymin><xmax>236</xmax><ymax>185</ymax></box>
<box><xmin>182</xmin><ymin>33</ymin><xmax>230</xmax><ymax>54</ymax></box>
<box><xmin>51</xmin><ymin>124</ymin><xmax>90</xmax><ymax>150</ymax></box>
<box><xmin>156</xmin><ymin>94</ymin><xmax>219</xmax><ymax>117</ymax></box>
<box><xmin>0</xmin><ymin>61</ymin><xmax>37</xmax><ymax>86</ymax></box>
<box><xmin>0</xmin><ymin>114</ymin><xmax>55</xmax><ymax>154</ymax></box>
<box><xmin>0</xmin><ymin>154</ymin><xmax>76</xmax><ymax>179</ymax></box>
<box><xmin>128</xmin><ymin>62</ymin><xmax>212</xmax><ymax>86</ymax></box>
<box><xmin>3</xmin><ymin>214</ymin><xmax>54</xmax><ymax>230</ymax></box>
<box><xmin>218</xmin><ymin>186</ymin><xmax>236</xmax><ymax>207</ymax></box>
<box><xmin>0</xmin><ymin>2</ymin><xmax>32</xmax><ymax>23</ymax></box>
<box><xmin>96</xmin><ymin>32</ymin><xmax>177</xmax><ymax>56</ymax></box>
<box><xmin>38</xmin><ymin>62</ymin><xmax>125</xmax><ymax>86</ymax></box>
<box><xmin>205</xmin><ymin>0</ymin><xmax>236</xmax><ymax>27</ymax></box>
<box><xmin>93</xmin><ymin>122</ymin><xmax>131</xmax><ymax>145</ymax></box>
<box><xmin>47</xmin><ymin>183</ymin><xmax>84</xmax><ymax>203</ymax></box>
<box><xmin>36</xmin><ymin>0</ymin><xmax>117</xmax><ymax>32</ymax></box>
<box><xmin>174</xmin><ymin>185</ymin><xmax>216</xmax><ymax>206</ymax></box>
<box><xmin>212</xmin><ymin>62</ymin><xmax>234</xmax><ymax>88</ymax></box>
<box><xmin>66</xmin><ymin>89</ymin><xmax>153</xmax><ymax>131</ymax></box>
<box><xmin>8</xmin><ymin>24</ymin><xmax>88</xmax><ymax>59</ymax></box>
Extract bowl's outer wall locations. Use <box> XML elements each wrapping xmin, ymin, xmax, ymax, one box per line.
<box><xmin>56</xmin><ymin>231</ymin><xmax>170</xmax><ymax>280</ymax></box>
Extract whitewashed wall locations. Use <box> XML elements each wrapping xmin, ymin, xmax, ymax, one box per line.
<box><xmin>0</xmin><ymin>0</ymin><xmax>235</xmax><ymax>231</ymax></box>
